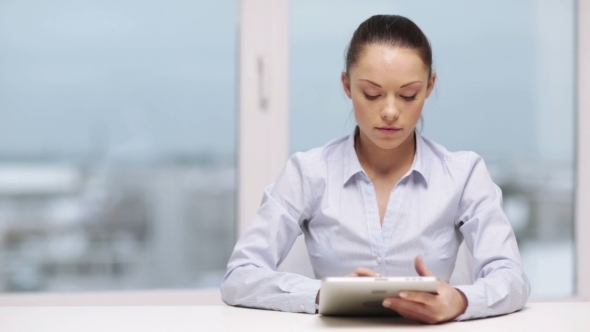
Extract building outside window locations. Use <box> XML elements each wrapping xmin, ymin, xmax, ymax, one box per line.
<box><xmin>0</xmin><ymin>0</ymin><xmax>237</xmax><ymax>292</ymax></box>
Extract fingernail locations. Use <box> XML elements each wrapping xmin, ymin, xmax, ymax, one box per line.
<box><xmin>399</xmin><ymin>292</ymin><xmax>407</xmax><ymax>298</ymax></box>
<box><xmin>374</xmin><ymin>273</ymin><xmax>382</xmax><ymax>277</ymax></box>
<box><xmin>382</xmin><ymin>300</ymin><xmax>391</xmax><ymax>307</ymax></box>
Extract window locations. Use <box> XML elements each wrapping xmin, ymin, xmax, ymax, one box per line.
<box><xmin>289</xmin><ymin>0</ymin><xmax>576</xmax><ymax>298</ymax></box>
<box><xmin>0</xmin><ymin>0</ymin><xmax>236</xmax><ymax>292</ymax></box>
<box><xmin>2</xmin><ymin>0</ymin><xmax>586</xmax><ymax>301</ymax></box>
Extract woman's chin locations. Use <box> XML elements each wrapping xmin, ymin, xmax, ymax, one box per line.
<box><xmin>373</xmin><ymin>141</ymin><xmax>403</xmax><ymax>151</ymax></box>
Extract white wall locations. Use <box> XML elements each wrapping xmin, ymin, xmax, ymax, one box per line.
<box><xmin>534</xmin><ymin>0</ymin><xmax>575</xmax><ymax>160</ymax></box>
<box><xmin>238</xmin><ymin>0</ymin><xmax>289</xmax><ymax>235</ymax></box>
<box><xmin>576</xmin><ymin>0</ymin><xmax>590</xmax><ymax>301</ymax></box>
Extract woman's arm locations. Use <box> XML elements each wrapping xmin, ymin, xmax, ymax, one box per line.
<box><xmin>452</xmin><ymin>152</ymin><xmax>531</xmax><ymax>320</ymax></box>
<box><xmin>220</xmin><ymin>154</ymin><xmax>321</xmax><ymax>314</ymax></box>
<box><xmin>383</xmin><ymin>153</ymin><xmax>530</xmax><ymax>322</ymax></box>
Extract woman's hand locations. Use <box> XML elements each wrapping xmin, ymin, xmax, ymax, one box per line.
<box><xmin>381</xmin><ymin>255</ymin><xmax>468</xmax><ymax>324</ymax></box>
<box><xmin>347</xmin><ymin>267</ymin><xmax>383</xmax><ymax>277</ymax></box>
<box><xmin>316</xmin><ymin>267</ymin><xmax>382</xmax><ymax>304</ymax></box>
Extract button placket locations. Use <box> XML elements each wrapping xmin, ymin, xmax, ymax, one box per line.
<box><xmin>381</xmin><ymin>177</ymin><xmax>410</xmax><ymax>275</ymax></box>
<box><xmin>361</xmin><ymin>180</ymin><xmax>385</xmax><ymax>274</ymax></box>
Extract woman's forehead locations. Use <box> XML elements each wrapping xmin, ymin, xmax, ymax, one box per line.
<box><xmin>351</xmin><ymin>44</ymin><xmax>429</xmax><ymax>84</ymax></box>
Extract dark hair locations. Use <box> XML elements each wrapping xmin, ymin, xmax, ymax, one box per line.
<box><xmin>345</xmin><ymin>15</ymin><xmax>433</xmax><ymax>76</ymax></box>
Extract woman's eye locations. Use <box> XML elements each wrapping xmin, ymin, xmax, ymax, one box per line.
<box><xmin>401</xmin><ymin>94</ymin><xmax>417</xmax><ymax>101</ymax></box>
<box><xmin>363</xmin><ymin>93</ymin><xmax>380</xmax><ymax>101</ymax></box>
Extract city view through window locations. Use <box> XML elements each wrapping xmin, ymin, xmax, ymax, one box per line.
<box><xmin>0</xmin><ymin>1</ymin><xmax>237</xmax><ymax>292</ymax></box>
<box><xmin>0</xmin><ymin>0</ymin><xmax>577</xmax><ymax>298</ymax></box>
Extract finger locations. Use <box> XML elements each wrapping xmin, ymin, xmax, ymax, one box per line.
<box><xmin>346</xmin><ymin>273</ymin><xmax>358</xmax><ymax>277</ymax></box>
<box><xmin>383</xmin><ymin>297</ymin><xmax>428</xmax><ymax>315</ymax></box>
<box><xmin>396</xmin><ymin>307</ymin><xmax>437</xmax><ymax>325</ymax></box>
<box><xmin>398</xmin><ymin>291</ymin><xmax>437</xmax><ymax>306</ymax></box>
<box><xmin>353</xmin><ymin>267</ymin><xmax>382</xmax><ymax>277</ymax></box>
<box><xmin>414</xmin><ymin>255</ymin><xmax>434</xmax><ymax>277</ymax></box>
<box><xmin>384</xmin><ymin>298</ymin><xmax>438</xmax><ymax>324</ymax></box>
<box><xmin>394</xmin><ymin>307</ymin><xmax>430</xmax><ymax>324</ymax></box>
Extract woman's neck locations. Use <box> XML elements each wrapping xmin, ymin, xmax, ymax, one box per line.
<box><xmin>354</xmin><ymin>127</ymin><xmax>416</xmax><ymax>178</ymax></box>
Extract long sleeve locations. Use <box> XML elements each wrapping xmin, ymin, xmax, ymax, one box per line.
<box><xmin>220</xmin><ymin>153</ymin><xmax>321</xmax><ymax>314</ymax></box>
<box><xmin>453</xmin><ymin>153</ymin><xmax>531</xmax><ymax>320</ymax></box>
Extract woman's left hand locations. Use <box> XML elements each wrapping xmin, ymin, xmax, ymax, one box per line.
<box><xmin>381</xmin><ymin>255</ymin><xmax>468</xmax><ymax>324</ymax></box>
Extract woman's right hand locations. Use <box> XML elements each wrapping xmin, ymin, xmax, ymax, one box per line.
<box><xmin>316</xmin><ymin>268</ymin><xmax>383</xmax><ymax>304</ymax></box>
<box><xmin>347</xmin><ymin>267</ymin><xmax>383</xmax><ymax>277</ymax></box>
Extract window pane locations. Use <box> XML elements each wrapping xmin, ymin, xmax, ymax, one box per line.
<box><xmin>0</xmin><ymin>0</ymin><xmax>236</xmax><ymax>291</ymax></box>
<box><xmin>290</xmin><ymin>0</ymin><xmax>575</xmax><ymax>298</ymax></box>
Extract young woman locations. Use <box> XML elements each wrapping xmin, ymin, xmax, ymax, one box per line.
<box><xmin>221</xmin><ymin>15</ymin><xmax>530</xmax><ymax>323</ymax></box>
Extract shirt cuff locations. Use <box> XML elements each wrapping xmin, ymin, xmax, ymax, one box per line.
<box><xmin>453</xmin><ymin>284</ymin><xmax>487</xmax><ymax>321</ymax></box>
<box><xmin>288</xmin><ymin>278</ymin><xmax>322</xmax><ymax>314</ymax></box>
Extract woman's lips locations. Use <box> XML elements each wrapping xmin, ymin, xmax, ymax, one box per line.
<box><xmin>376</xmin><ymin>127</ymin><xmax>401</xmax><ymax>135</ymax></box>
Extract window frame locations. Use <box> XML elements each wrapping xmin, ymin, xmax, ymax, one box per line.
<box><xmin>575</xmin><ymin>0</ymin><xmax>590</xmax><ymax>301</ymax></box>
<box><xmin>237</xmin><ymin>0</ymin><xmax>289</xmax><ymax>235</ymax></box>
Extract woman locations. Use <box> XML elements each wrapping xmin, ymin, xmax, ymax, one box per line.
<box><xmin>221</xmin><ymin>14</ymin><xmax>530</xmax><ymax>323</ymax></box>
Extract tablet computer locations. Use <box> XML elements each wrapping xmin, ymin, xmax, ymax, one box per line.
<box><xmin>318</xmin><ymin>276</ymin><xmax>440</xmax><ymax>316</ymax></box>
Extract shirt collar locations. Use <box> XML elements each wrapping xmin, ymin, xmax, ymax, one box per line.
<box><xmin>342</xmin><ymin>127</ymin><xmax>365</xmax><ymax>185</ymax></box>
<box><xmin>342</xmin><ymin>127</ymin><xmax>431</xmax><ymax>186</ymax></box>
<box><xmin>412</xmin><ymin>133</ymin><xmax>430</xmax><ymax>185</ymax></box>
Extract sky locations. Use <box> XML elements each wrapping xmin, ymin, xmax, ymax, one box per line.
<box><xmin>0</xmin><ymin>0</ymin><xmax>575</xmax><ymax>164</ymax></box>
<box><xmin>289</xmin><ymin>0</ymin><xmax>575</xmax><ymax>163</ymax></box>
<box><xmin>0</xmin><ymin>0</ymin><xmax>236</xmax><ymax>161</ymax></box>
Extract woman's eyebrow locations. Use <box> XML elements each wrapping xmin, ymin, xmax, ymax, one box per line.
<box><xmin>400</xmin><ymin>81</ymin><xmax>422</xmax><ymax>88</ymax></box>
<box><xmin>358</xmin><ymin>79</ymin><xmax>382</xmax><ymax>87</ymax></box>
<box><xmin>358</xmin><ymin>79</ymin><xmax>422</xmax><ymax>88</ymax></box>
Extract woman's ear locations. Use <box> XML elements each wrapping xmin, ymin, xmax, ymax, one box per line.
<box><xmin>425</xmin><ymin>72</ymin><xmax>436</xmax><ymax>98</ymax></box>
<box><xmin>341</xmin><ymin>72</ymin><xmax>352</xmax><ymax>99</ymax></box>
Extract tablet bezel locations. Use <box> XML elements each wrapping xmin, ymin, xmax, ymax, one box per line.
<box><xmin>318</xmin><ymin>276</ymin><xmax>440</xmax><ymax>316</ymax></box>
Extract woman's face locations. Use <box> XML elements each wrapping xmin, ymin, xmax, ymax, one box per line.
<box><xmin>342</xmin><ymin>44</ymin><xmax>435</xmax><ymax>152</ymax></box>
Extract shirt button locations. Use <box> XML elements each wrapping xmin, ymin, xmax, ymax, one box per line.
<box><xmin>300</xmin><ymin>304</ymin><xmax>305</xmax><ymax>311</ymax></box>
<box><xmin>376</xmin><ymin>256</ymin><xmax>382</xmax><ymax>264</ymax></box>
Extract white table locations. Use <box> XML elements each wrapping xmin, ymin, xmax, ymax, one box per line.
<box><xmin>1</xmin><ymin>302</ymin><xmax>589</xmax><ymax>331</ymax></box>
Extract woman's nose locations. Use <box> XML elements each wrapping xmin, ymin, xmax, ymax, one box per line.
<box><xmin>381</xmin><ymin>99</ymin><xmax>399</xmax><ymax>121</ymax></box>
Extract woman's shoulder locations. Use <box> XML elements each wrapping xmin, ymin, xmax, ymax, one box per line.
<box><xmin>418</xmin><ymin>134</ymin><xmax>485</xmax><ymax>171</ymax></box>
<box><xmin>290</xmin><ymin>134</ymin><xmax>351</xmax><ymax>165</ymax></box>
<box><xmin>285</xmin><ymin>134</ymin><xmax>352</xmax><ymax>193</ymax></box>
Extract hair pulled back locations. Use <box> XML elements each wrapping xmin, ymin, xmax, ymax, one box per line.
<box><xmin>345</xmin><ymin>15</ymin><xmax>433</xmax><ymax>76</ymax></box>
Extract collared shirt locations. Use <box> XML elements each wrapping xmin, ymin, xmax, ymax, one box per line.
<box><xmin>221</xmin><ymin>130</ymin><xmax>531</xmax><ymax>320</ymax></box>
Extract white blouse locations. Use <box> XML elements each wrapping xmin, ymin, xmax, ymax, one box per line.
<box><xmin>221</xmin><ymin>130</ymin><xmax>530</xmax><ymax>320</ymax></box>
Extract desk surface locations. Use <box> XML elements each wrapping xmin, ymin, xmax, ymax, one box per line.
<box><xmin>2</xmin><ymin>302</ymin><xmax>589</xmax><ymax>331</ymax></box>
